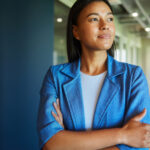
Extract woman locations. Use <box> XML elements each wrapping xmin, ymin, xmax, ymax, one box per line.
<box><xmin>37</xmin><ymin>0</ymin><xmax>150</xmax><ymax>149</ymax></box>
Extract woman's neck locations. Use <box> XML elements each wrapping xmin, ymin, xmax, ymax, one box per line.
<box><xmin>80</xmin><ymin>50</ymin><xmax>107</xmax><ymax>76</ymax></box>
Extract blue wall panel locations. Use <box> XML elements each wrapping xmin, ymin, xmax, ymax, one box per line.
<box><xmin>0</xmin><ymin>0</ymin><xmax>54</xmax><ymax>149</ymax></box>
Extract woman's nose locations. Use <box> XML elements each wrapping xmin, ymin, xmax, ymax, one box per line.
<box><xmin>99</xmin><ymin>20</ymin><xmax>109</xmax><ymax>30</ymax></box>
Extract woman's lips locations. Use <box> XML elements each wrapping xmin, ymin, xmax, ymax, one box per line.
<box><xmin>98</xmin><ymin>34</ymin><xmax>111</xmax><ymax>39</ymax></box>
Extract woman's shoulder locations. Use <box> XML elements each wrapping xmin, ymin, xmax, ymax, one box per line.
<box><xmin>112</xmin><ymin>59</ymin><xmax>146</xmax><ymax>87</ymax></box>
<box><xmin>50</xmin><ymin>62</ymin><xmax>69</xmax><ymax>70</ymax></box>
<box><xmin>47</xmin><ymin>61</ymin><xmax>74</xmax><ymax>76</ymax></box>
<box><xmin>114</xmin><ymin>58</ymin><xmax>143</xmax><ymax>74</ymax></box>
<box><xmin>108</xmin><ymin>55</ymin><xmax>143</xmax><ymax>76</ymax></box>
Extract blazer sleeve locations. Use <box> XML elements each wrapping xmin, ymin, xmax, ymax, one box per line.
<box><xmin>37</xmin><ymin>67</ymin><xmax>64</xmax><ymax>149</ymax></box>
<box><xmin>117</xmin><ymin>66</ymin><xmax>150</xmax><ymax>150</ymax></box>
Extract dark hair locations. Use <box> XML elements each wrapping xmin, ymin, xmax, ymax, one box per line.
<box><xmin>67</xmin><ymin>0</ymin><xmax>115</xmax><ymax>63</ymax></box>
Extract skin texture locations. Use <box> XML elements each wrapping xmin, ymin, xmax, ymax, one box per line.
<box><xmin>42</xmin><ymin>1</ymin><xmax>150</xmax><ymax>150</ymax></box>
<box><xmin>73</xmin><ymin>1</ymin><xmax>115</xmax><ymax>52</ymax></box>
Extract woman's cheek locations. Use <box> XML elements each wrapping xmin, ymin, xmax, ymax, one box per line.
<box><xmin>111</xmin><ymin>25</ymin><xmax>115</xmax><ymax>36</ymax></box>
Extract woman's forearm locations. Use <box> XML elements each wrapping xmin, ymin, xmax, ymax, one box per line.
<box><xmin>43</xmin><ymin>128</ymin><xmax>122</xmax><ymax>150</ymax></box>
<box><xmin>47</xmin><ymin>101</ymin><xmax>150</xmax><ymax>150</ymax></box>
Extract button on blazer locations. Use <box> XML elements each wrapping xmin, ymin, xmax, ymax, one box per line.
<box><xmin>37</xmin><ymin>54</ymin><xmax>150</xmax><ymax>150</ymax></box>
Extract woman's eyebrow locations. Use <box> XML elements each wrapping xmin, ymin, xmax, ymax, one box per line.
<box><xmin>107</xmin><ymin>12</ymin><xmax>113</xmax><ymax>16</ymax></box>
<box><xmin>87</xmin><ymin>12</ymin><xmax>113</xmax><ymax>17</ymax></box>
<box><xmin>87</xmin><ymin>13</ymin><xmax>99</xmax><ymax>17</ymax></box>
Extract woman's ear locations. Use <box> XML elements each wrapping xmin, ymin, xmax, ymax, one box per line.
<box><xmin>72</xmin><ymin>25</ymin><xmax>80</xmax><ymax>40</ymax></box>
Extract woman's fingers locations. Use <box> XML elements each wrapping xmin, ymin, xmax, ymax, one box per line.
<box><xmin>131</xmin><ymin>108</ymin><xmax>147</xmax><ymax>122</ymax></box>
<box><xmin>57</xmin><ymin>99</ymin><xmax>63</xmax><ymax>122</ymax></box>
<box><xmin>51</xmin><ymin>111</ymin><xmax>60</xmax><ymax>122</ymax></box>
<box><xmin>122</xmin><ymin>117</ymin><xmax>150</xmax><ymax>148</ymax></box>
<box><xmin>51</xmin><ymin>98</ymin><xmax>65</xmax><ymax>129</ymax></box>
<box><xmin>53</xmin><ymin>99</ymin><xmax>63</xmax><ymax>120</ymax></box>
<box><xmin>57</xmin><ymin>98</ymin><xmax>60</xmax><ymax>109</ymax></box>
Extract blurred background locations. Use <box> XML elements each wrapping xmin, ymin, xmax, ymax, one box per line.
<box><xmin>0</xmin><ymin>0</ymin><xmax>150</xmax><ymax>150</ymax></box>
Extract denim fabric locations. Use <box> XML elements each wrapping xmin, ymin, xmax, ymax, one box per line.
<box><xmin>37</xmin><ymin>54</ymin><xmax>150</xmax><ymax>150</ymax></box>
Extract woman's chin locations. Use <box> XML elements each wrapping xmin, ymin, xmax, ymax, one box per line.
<box><xmin>101</xmin><ymin>43</ymin><xmax>113</xmax><ymax>50</ymax></box>
<box><xmin>95</xmin><ymin>45</ymin><xmax>112</xmax><ymax>51</ymax></box>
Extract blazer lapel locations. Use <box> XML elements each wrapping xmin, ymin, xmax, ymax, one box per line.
<box><xmin>93</xmin><ymin>54</ymin><xmax>125</xmax><ymax>129</ymax></box>
<box><xmin>61</xmin><ymin>59</ymin><xmax>85</xmax><ymax>130</ymax></box>
<box><xmin>60</xmin><ymin>54</ymin><xmax>125</xmax><ymax>130</ymax></box>
<box><xmin>92</xmin><ymin>77</ymin><xmax>120</xmax><ymax>129</ymax></box>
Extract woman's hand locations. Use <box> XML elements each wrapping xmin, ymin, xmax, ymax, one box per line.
<box><xmin>51</xmin><ymin>101</ymin><xmax>150</xmax><ymax>148</ymax></box>
<box><xmin>121</xmin><ymin>108</ymin><xmax>150</xmax><ymax>148</ymax></box>
<box><xmin>51</xmin><ymin>98</ymin><xmax>65</xmax><ymax>129</ymax></box>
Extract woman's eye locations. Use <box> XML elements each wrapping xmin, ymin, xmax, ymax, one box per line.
<box><xmin>107</xmin><ymin>17</ymin><xmax>114</xmax><ymax>22</ymax></box>
<box><xmin>89</xmin><ymin>18</ymin><xmax>99</xmax><ymax>22</ymax></box>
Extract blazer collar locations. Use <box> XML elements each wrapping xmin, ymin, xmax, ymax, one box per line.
<box><xmin>60</xmin><ymin>59</ymin><xmax>80</xmax><ymax>78</ymax></box>
<box><xmin>107</xmin><ymin>54</ymin><xmax>125</xmax><ymax>78</ymax></box>
<box><xmin>61</xmin><ymin>54</ymin><xmax>126</xmax><ymax>130</ymax></box>
<box><xmin>60</xmin><ymin>54</ymin><xmax>125</xmax><ymax>78</ymax></box>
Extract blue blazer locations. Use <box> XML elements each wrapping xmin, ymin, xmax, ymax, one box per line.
<box><xmin>37</xmin><ymin>54</ymin><xmax>150</xmax><ymax>150</ymax></box>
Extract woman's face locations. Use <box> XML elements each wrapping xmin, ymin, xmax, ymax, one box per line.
<box><xmin>73</xmin><ymin>1</ymin><xmax>115</xmax><ymax>52</ymax></box>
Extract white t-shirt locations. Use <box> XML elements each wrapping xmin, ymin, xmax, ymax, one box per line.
<box><xmin>80</xmin><ymin>71</ymin><xmax>107</xmax><ymax>130</ymax></box>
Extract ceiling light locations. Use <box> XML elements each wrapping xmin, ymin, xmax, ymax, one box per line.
<box><xmin>57</xmin><ymin>18</ymin><xmax>63</xmax><ymax>23</ymax></box>
<box><xmin>108</xmin><ymin>0</ymin><xmax>122</xmax><ymax>5</ymax></box>
<box><xmin>145</xmin><ymin>27</ymin><xmax>150</xmax><ymax>32</ymax></box>
<box><xmin>59</xmin><ymin>0</ymin><xmax>76</xmax><ymax>7</ymax></box>
<box><xmin>131</xmin><ymin>12</ymin><xmax>139</xmax><ymax>17</ymax></box>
